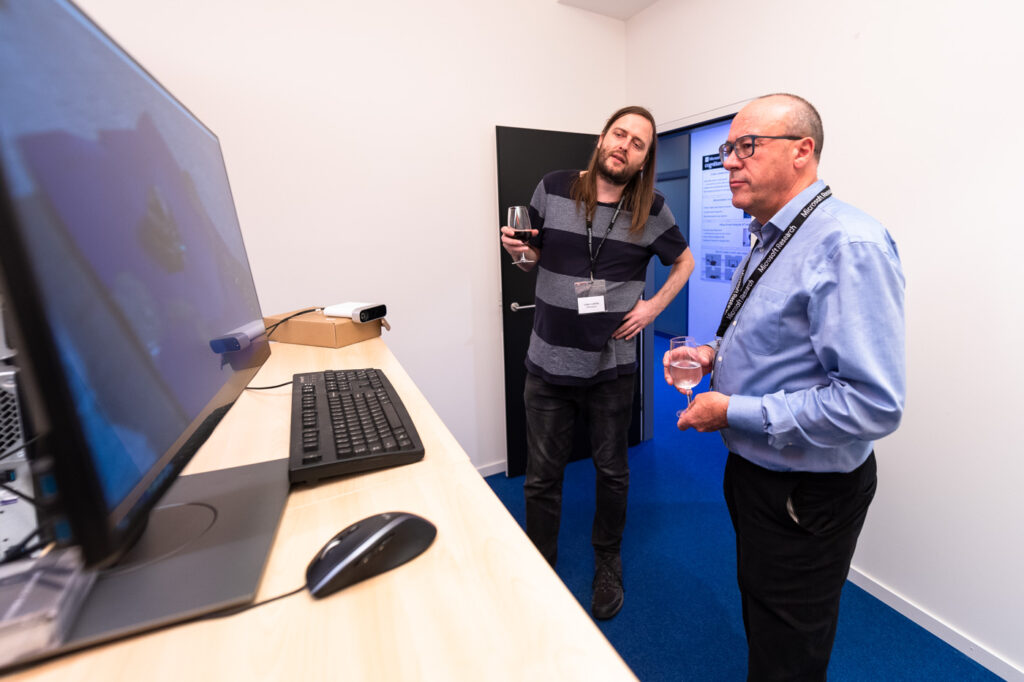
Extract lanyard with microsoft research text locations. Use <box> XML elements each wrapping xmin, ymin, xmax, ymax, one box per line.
<box><xmin>585</xmin><ymin>197</ymin><xmax>624</xmax><ymax>281</ymax></box>
<box><xmin>715</xmin><ymin>186</ymin><xmax>832</xmax><ymax>337</ymax></box>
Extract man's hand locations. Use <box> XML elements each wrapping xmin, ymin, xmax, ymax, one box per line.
<box><xmin>500</xmin><ymin>225</ymin><xmax>538</xmax><ymax>268</ymax></box>
<box><xmin>676</xmin><ymin>391</ymin><xmax>729</xmax><ymax>432</ymax></box>
<box><xmin>615</xmin><ymin>248</ymin><xmax>695</xmax><ymax>340</ymax></box>
<box><xmin>612</xmin><ymin>298</ymin><xmax>659</xmax><ymax>340</ymax></box>
<box><xmin>662</xmin><ymin>344</ymin><xmax>715</xmax><ymax>390</ymax></box>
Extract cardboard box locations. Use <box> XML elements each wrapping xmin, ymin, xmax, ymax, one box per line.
<box><xmin>263</xmin><ymin>308</ymin><xmax>382</xmax><ymax>348</ymax></box>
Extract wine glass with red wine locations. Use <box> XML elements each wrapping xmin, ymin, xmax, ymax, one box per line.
<box><xmin>507</xmin><ymin>205</ymin><xmax>534</xmax><ymax>265</ymax></box>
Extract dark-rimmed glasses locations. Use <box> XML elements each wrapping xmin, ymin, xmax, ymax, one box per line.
<box><xmin>719</xmin><ymin>134</ymin><xmax>803</xmax><ymax>163</ymax></box>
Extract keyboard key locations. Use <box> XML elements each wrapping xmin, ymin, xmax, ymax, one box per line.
<box><xmin>382</xmin><ymin>403</ymin><xmax>403</xmax><ymax>429</ymax></box>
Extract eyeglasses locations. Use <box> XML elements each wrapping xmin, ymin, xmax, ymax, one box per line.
<box><xmin>719</xmin><ymin>134</ymin><xmax>803</xmax><ymax>163</ymax></box>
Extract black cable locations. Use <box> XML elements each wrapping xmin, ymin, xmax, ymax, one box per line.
<box><xmin>0</xmin><ymin>480</ymin><xmax>35</xmax><ymax>505</ymax></box>
<box><xmin>0</xmin><ymin>434</ymin><xmax>40</xmax><ymax>464</ymax></box>
<box><xmin>198</xmin><ymin>584</ymin><xmax>306</xmax><ymax>620</ymax></box>
<box><xmin>1</xmin><ymin>529</ymin><xmax>41</xmax><ymax>565</ymax></box>
<box><xmin>246</xmin><ymin>379</ymin><xmax>294</xmax><ymax>391</ymax></box>
<box><xmin>265</xmin><ymin>307</ymin><xmax>322</xmax><ymax>339</ymax></box>
<box><xmin>248</xmin><ymin>307</ymin><xmax>323</xmax><ymax>390</ymax></box>
<box><xmin>2</xmin><ymin>541</ymin><xmax>46</xmax><ymax>564</ymax></box>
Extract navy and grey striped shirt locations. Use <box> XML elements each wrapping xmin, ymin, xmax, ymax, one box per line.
<box><xmin>525</xmin><ymin>170</ymin><xmax>687</xmax><ymax>386</ymax></box>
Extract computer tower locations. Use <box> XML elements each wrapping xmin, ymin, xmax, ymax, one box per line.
<box><xmin>1</xmin><ymin>366</ymin><xmax>38</xmax><ymax>559</ymax></box>
<box><xmin>0</xmin><ymin>297</ymin><xmax>13</xmax><ymax>362</ymax></box>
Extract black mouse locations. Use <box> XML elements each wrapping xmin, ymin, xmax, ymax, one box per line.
<box><xmin>306</xmin><ymin>511</ymin><xmax>437</xmax><ymax>599</ymax></box>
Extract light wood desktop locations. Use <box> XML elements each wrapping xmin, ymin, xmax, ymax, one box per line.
<box><xmin>10</xmin><ymin>338</ymin><xmax>636</xmax><ymax>681</ymax></box>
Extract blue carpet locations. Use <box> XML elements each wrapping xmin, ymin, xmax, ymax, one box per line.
<box><xmin>485</xmin><ymin>334</ymin><xmax>998</xmax><ymax>681</ymax></box>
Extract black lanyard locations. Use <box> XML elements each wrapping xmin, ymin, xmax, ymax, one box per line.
<box><xmin>585</xmin><ymin>197</ymin><xmax>624</xmax><ymax>281</ymax></box>
<box><xmin>716</xmin><ymin>186</ymin><xmax>832</xmax><ymax>337</ymax></box>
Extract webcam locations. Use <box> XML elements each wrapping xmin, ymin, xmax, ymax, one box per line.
<box><xmin>323</xmin><ymin>302</ymin><xmax>387</xmax><ymax>324</ymax></box>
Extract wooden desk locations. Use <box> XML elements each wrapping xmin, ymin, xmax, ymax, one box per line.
<box><xmin>11</xmin><ymin>339</ymin><xmax>636</xmax><ymax>681</ymax></box>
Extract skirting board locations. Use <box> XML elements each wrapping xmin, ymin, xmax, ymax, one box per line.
<box><xmin>475</xmin><ymin>459</ymin><xmax>507</xmax><ymax>478</ymax></box>
<box><xmin>848</xmin><ymin>567</ymin><xmax>1023</xmax><ymax>681</ymax></box>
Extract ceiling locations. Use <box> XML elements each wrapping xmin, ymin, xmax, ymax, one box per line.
<box><xmin>557</xmin><ymin>0</ymin><xmax>659</xmax><ymax>21</ymax></box>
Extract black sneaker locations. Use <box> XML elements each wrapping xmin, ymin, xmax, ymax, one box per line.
<box><xmin>591</xmin><ymin>554</ymin><xmax>624</xmax><ymax>620</ymax></box>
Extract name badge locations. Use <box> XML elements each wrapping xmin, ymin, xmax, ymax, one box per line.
<box><xmin>574</xmin><ymin>279</ymin><xmax>607</xmax><ymax>315</ymax></box>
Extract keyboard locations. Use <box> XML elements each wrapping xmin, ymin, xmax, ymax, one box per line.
<box><xmin>288</xmin><ymin>368</ymin><xmax>425</xmax><ymax>484</ymax></box>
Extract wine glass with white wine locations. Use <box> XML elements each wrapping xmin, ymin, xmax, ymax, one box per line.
<box><xmin>506</xmin><ymin>205</ymin><xmax>534</xmax><ymax>265</ymax></box>
<box><xmin>669</xmin><ymin>336</ymin><xmax>702</xmax><ymax>417</ymax></box>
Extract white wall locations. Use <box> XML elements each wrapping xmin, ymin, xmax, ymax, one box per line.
<box><xmin>627</xmin><ymin>0</ymin><xmax>1024</xmax><ymax>677</ymax></box>
<box><xmin>75</xmin><ymin>0</ymin><xmax>626</xmax><ymax>476</ymax></box>
<box><xmin>64</xmin><ymin>0</ymin><xmax>1024</xmax><ymax>676</ymax></box>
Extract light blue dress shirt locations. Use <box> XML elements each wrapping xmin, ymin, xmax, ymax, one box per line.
<box><xmin>712</xmin><ymin>180</ymin><xmax>906</xmax><ymax>473</ymax></box>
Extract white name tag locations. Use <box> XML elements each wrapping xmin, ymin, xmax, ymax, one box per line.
<box><xmin>577</xmin><ymin>295</ymin><xmax>606</xmax><ymax>314</ymax></box>
<box><xmin>574</xmin><ymin>279</ymin><xmax>607</xmax><ymax>315</ymax></box>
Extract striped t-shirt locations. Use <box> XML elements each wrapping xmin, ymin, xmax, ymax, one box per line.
<box><xmin>524</xmin><ymin>170</ymin><xmax>687</xmax><ymax>386</ymax></box>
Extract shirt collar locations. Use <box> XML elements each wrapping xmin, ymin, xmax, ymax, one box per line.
<box><xmin>748</xmin><ymin>179</ymin><xmax>827</xmax><ymax>248</ymax></box>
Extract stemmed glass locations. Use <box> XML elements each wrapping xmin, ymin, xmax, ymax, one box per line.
<box><xmin>507</xmin><ymin>206</ymin><xmax>534</xmax><ymax>265</ymax></box>
<box><xmin>668</xmin><ymin>336</ymin><xmax>702</xmax><ymax>416</ymax></box>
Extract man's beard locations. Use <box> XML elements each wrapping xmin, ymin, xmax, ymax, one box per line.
<box><xmin>596</xmin><ymin>148</ymin><xmax>641</xmax><ymax>186</ymax></box>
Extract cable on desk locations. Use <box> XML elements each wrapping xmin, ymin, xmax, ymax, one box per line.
<box><xmin>264</xmin><ymin>307</ymin><xmax>322</xmax><ymax>339</ymax></box>
<box><xmin>246</xmin><ymin>380</ymin><xmax>294</xmax><ymax>391</ymax></box>
<box><xmin>0</xmin><ymin>439</ymin><xmax>47</xmax><ymax>566</ymax></box>
<box><xmin>1</xmin><ymin>529</ymin><xmax>43</xmax><ymax>565</ymax></box>
<box><xmin>0</xmin><ymin>480</ymin><xmax>35</xmax><ymax>505</ymax></box>
<box><xmin>0</xmin><ymin>434</ymin><xmax>40</xmax><ymax>464</ymax></box>
<box><xmin>244</xmin><ymin>307</ymin><xmax>323</xmax><ymax>391</ymax></box>
<box><xmin>197</xmin><ymin>585</ymin><xmax>306</xmax><ymax>620</ymax></box>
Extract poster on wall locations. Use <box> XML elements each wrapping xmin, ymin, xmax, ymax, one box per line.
<box><xmin>687</xmin><ymin>119</ymin><xmax>748</xmax><ymax>344</ymax></box>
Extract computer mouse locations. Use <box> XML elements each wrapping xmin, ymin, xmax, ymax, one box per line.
<box><xmin>306</xmin><ymin>511</ymin><xmax>437</xmax><ymax>599</ymax></box>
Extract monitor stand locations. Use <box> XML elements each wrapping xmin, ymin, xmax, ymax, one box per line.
<box><xmin>51</xmin><ymin>457</ymin><xmax>288</xmax><ymax>660</ymax></box>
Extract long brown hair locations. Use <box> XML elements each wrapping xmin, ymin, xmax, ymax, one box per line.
<box><xmin>570</xmin><ymin>105</ymin><xmax>658</xmax><ymax>236</ymax></box>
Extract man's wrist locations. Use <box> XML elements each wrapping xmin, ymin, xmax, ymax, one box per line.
<box><xmin>726</xmin><ymin>394</ymin><xmax>762</xmax><ymax>434</ymax></box>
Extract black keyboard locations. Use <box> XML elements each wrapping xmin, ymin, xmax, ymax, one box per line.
<box><xmin>288</xmin><ymin>368</ymin><xmax>424</xmax><ymax>484</ymax></box>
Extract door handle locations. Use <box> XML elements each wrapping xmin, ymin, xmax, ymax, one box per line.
<box><xmin>510</xmin><ymin>302</ymin><xmax>535</xmax><ymax>312</ymax></box>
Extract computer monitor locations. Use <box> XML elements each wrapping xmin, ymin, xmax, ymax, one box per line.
<box><xmin>0</xmin><ymin>0</ymin><xmax>288</xmax><ymax>663</ymax></box>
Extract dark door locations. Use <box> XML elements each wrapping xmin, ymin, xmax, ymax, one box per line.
<box><xmin>496</xmin><ymin>126</ymin><xmax>645</xmax><ymax>477</ymax></box>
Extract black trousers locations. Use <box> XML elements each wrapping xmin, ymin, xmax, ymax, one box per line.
<box><xmin>522</xmin><ymin>372</ymin><xmax>634</xmax><ymax>567</ymax></box>
<box><xmin>724</xmin><ymin>452</ymin><xmax>877</xmax><ymax>682</ymax></box>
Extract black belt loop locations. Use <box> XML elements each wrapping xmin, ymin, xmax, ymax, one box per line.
<box><xmin>716</xmin><ymin>186</ymin><xmax>831</xmax><ymax>337</ymax></box>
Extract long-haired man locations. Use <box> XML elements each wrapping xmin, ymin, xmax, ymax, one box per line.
<box><xmin>501</xmin><ymin>105</ymin><xmax>694</xmax><ymax>620</ymax></box>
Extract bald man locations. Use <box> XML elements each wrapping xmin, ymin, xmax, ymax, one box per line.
<box><xmin>664</xmin><ymin>94</ymin><xmax>905</xmax><ymax>680</ymax></box>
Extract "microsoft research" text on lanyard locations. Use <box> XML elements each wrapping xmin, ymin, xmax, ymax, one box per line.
<box><xmin>716</xmin><ymin>186</ymin><xmax>832</xmax><ymax>338</ymax></box>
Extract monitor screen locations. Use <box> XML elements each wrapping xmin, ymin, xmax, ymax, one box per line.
<box><xmin>0</xmin><ymin>0</ymin><xmax>271</xmax><ymax>567</ymax></box>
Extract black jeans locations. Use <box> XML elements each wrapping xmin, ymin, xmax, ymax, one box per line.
<box><xmin>724</xmin><ymin>452</ymin><xmax>877</xmax><ymax>682</ymax></box>
<box><xmin>522</xmin><ymin>372</ymin><xmax>635</xmax><ymax>567</ymax></box>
